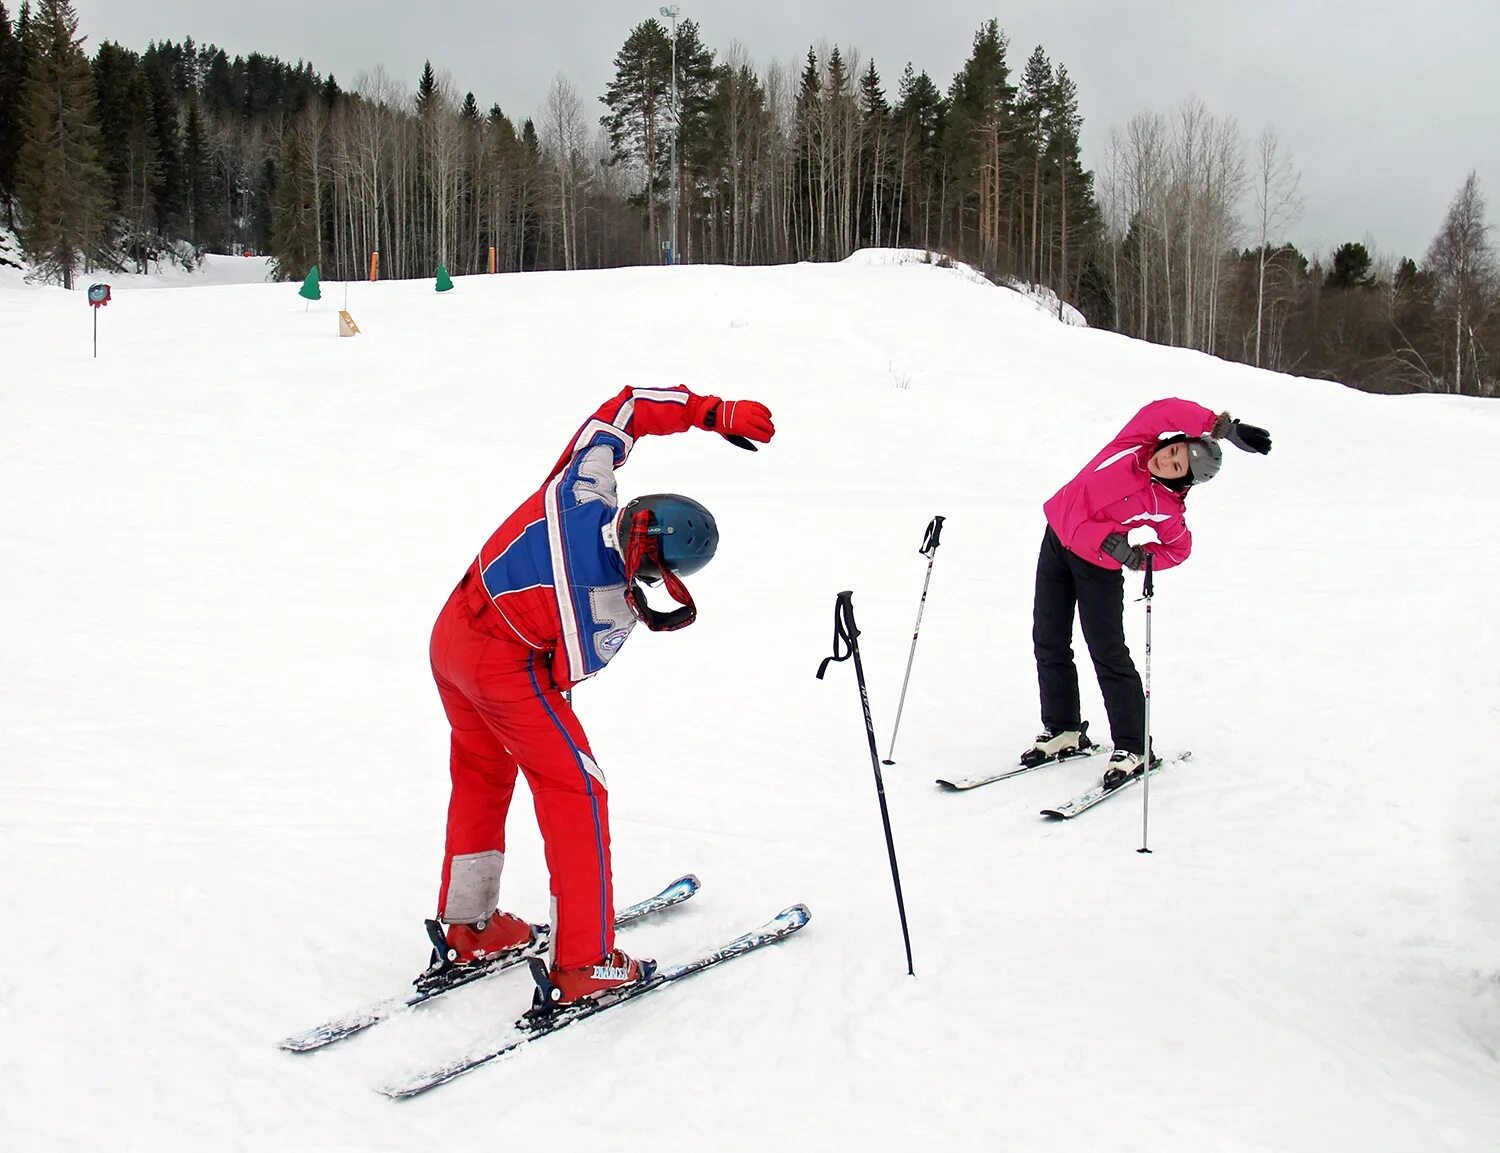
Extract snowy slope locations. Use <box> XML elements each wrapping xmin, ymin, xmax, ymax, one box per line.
<box><xmin>0</xmin><ymin>235</ymin><xmax>274</xmax><ymax>292</ymax></box>
<box><xmin>2</xmin><ymin>253</ymin><xmax>1499</xmax><ymax>1152</ymax></box>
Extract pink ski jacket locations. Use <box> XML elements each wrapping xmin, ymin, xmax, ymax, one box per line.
<box><xmin>1042</xmin><ymin>398</ymin><xmax>1218</xmax><ymax>572</ymax></box>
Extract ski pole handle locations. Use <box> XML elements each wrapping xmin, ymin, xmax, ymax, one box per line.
<box><xmin>1143</xmin><ymin>549</ymin><xmax>1154</xmax><ymax>598</ymax></box>
<box><xmin>815</xmin><ymin>591</ymin><xmax>857</xmax><ymax>680</ymax></box>
<box><xmin>919</xmin><ymin>515</ymin><xmax>945</xmax><ymax>557</ymax></box>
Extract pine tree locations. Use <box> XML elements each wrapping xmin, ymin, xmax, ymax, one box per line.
<box><xmin>822</xmin><ymin>46</ymin><xmax>856</xmax><ymax>257</ymax></box>
<box><xmin>141</xmin><ymin>44</ymin><xmax>182</xmax><ymax>236</ymax></box>
<box><xmin>1015</xmin><ymin>46</ymin><xmax>1051</xmax><ymax>282</ymax></box>
<box><xmin>945</xmin><ymin>20</ymin><xmax>1015</xmax><ymax>268</ymax></box>
<box><xmin>1327</xmin><ymin>242</ymin><xmax>1374</xmax><ymax>289</ymax></box>
<box><xmin>858</xmin><ymin>60</ymin><xmax>890</xmax><ymax>247</ymax></box>
<box><xmin>201</xmin><ymin>46</ymin><xmax>233</xmax><ymax>116</ymax></box>
<box><xmin>16</xmin><ymin>0</ymin><xmax>107</xmax><ymax>286</ymax></box>
<box><xmin>269</xmin><ymin>129</ymin><xmax>316</xmax><ymax>280</ymax></box>
<box><xmin>794</xmin><ymin>47</ymin><xmax>821</xmax><ymax>258</ymax></box>
<box><xmin>1046</xmin><ymin>65</ymin><xmax>1094</xmax><ymax>306</ymax></box>
<box><xmin>0</xmin><ymin>2</ymin><xmax>21</xmax><ymax>227</ymax></box>
<box><xmin>415</xmin><ymin>59</ymin><xmax>437</xmax><ymax>115</ymax></box>
<box><xmin>459</xmin><ymin>90</ymin><xmax>479</xmax><ymax>121</ymax></box>
<box><xmin>117</xmin><ymin>69</ymin><xmax>162</xmax><ymax>269</ymax></box>
<box><xmin>674</xmin><ymin>20</ymin><xmax>718</xmax><ymax>259</ymax></box>
<box><xmin>91</xmin><ymin>40</ymin><xmax>139</xmax><ymax>229</ymax></box>
<box><xmin>518</xmin><ymin>117</ymin><xmax>543</xmax><ymax>270</ymax></box>
<box><xmin>896</xmin><ymin>63</ymin><xmax>944</xmax><ymax>250</ymax></box>
<box><xmin>182</xmin><ymin>98</ymin><xmax>221</xmax><ymax>248</ymax></box>
<box><xmin>601</xmin><ymin>19</ymin><xmax>672</xmax><ymax>246</ymax></box>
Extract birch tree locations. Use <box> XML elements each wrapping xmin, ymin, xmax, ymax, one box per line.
<box><xmin>1425</xmin><ymin>171</ymin><xmax>1496</xmax><ymax>394</ymax></box>
<box><xmin>1251</xmin><ymin>127</ymin><xmax>1302</xmax><ymax>365</ymax></box>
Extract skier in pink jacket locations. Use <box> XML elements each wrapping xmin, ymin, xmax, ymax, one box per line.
<box><xmin>1024</xmin><ymin>398</ymin><xmax>1272</xmax><ymax>786</ymax></box>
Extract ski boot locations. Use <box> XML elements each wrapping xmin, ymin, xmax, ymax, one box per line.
<box><xmin>527</xmin><ymin>948</ymin><xmax>657</xmax><ymax>1016</ymax></box>
<box><xmin>416</xmin><ymin>910</ymin><xmax>535</xmax><ymax>990</ymax></box>
<box><xmin>1100</xmin><ymin>748</ymin><xmax>1162</xmax><ymax>791</ymax></box>
<box><xmin>1020</xmin><ymin>721</ymin><xmax>1094</xmax><ymax>768</ymax></box>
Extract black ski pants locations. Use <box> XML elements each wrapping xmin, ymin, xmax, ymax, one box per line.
<box><xmin>1032</xmin><ymin>526</ymin><xmax>1144</xmax><ymax>754</ymax></box>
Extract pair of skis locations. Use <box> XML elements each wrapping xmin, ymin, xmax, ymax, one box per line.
<box><xmin>936</xmin><ymin>746</ymin><xmax>1192</xmax><ymax>818</ymax></box>
<box><xmin>278</xmin><ymin>875</ymin><xmax>809</xmax><ymax>1098</ymax></box>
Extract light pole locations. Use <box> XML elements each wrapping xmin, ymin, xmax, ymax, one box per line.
<box><xmin>659</xmin><ymin>4</ymin><xmax>680</xmax><ymax>265</ymax></box>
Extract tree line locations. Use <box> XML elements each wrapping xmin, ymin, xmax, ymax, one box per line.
<box><xmin>1</xmin><ymin>0</ymin><xmax>1494</xmax><ymax>395</ymax></box>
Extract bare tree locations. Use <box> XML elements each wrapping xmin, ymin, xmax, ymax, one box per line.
<box><xmin>1123</xmin><ymin>110</ymin><xmax>1166</xmax><ymax>340</ymax></box>
<box><xmin>1199</xmin><ymin>113</ymin><xmax>1245</xmax><ymax>355</ymax></box>
<box><xmin>294</xmin><ymin>101</ymin><xmax>330</xmax><ymax>272</ymax></box>
<box><xmin>1251</xmin><ymin>128</ymin><xmax>1302</xmax><ymax>366</ymax></box>
<box><xmin>1425</xmin><ymin>170</ymin><xmax>1497</xmax><ymax>395</ymax></box>
<box><xmin>350</xmin><ymin>68</ymin><xmax>399</xmax><ymax>277</ymax></box>
<box><xmin>1100</xmin><ymin>126</ymin><xmax>1125</xmax><ymax>330</ymax></box>
<box><xmin>541</xmin><ymin>74</ymin><xmax>590</xmax><ymax>270</ymax></box>
<box><xmin>420</xmin><ymin>72</ymin><xmax>464</xmax><ymax>270</ymax></box>
<box><xmin>1172</xmin><ymin>97</ymin><xmax>1207</xmax><ymax>348</ymax></box>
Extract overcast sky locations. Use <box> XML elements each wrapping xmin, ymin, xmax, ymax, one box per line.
<box><xmin>70</xmin><ymin>0</ymin><xmax>1498</xmax><ymax>263</ymax></box>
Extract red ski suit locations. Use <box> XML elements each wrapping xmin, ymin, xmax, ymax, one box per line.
<box><xmin>430</xmin><ymin>385</ymin><xmax>712</xmax><ymax>969</ymax></box>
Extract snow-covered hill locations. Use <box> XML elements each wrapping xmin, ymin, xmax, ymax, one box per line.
<box><xmin>1</xmin><ymin>252</ymin><xmax>1498</xmax><ymax>1152</ymax></box>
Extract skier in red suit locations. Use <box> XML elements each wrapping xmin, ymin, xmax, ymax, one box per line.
<box><xmin>424</xmin><ymin>385</ymin><xmax>775</xmax><ymax>1007</ymax></box>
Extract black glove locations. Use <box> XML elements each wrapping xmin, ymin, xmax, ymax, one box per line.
<box><xmin>1225</xmin><ymin>420</ymin><xmax>1272</xmax><ymax>455</ymax></box>
<box><xmin>1101</xmin><ymin>533</ymin><xmax>1147</xmax><ymax>571</ymax></box>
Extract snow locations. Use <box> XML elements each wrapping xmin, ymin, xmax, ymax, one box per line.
<box><xmin>840</xmin><ymin>247</ymin><xmax>1088</xmax><ymax>324</ymax></box>
<box><xmin>2</xmin><ymin>255</ymin><xmax>1499</xmax><ymax>1151</ymax></box>
<box><xmin>0</xmin><ymin>233</ymin><xmax>276</xmax><ymax>292</ymax></box>
<box><xmin>91</xmin><ymin>251</ymin><xmax>277</xmax><ymax>290</ymax></box>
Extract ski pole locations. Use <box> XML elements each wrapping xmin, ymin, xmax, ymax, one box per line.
<box><xmin>817</xmin><ymin>590</ymin><xmax>915</xmax><ymax>976</ymax></box>
<box><xmin>1138</xmin><ymin>553</ymin><xmax>1155</xmax><ymax>855</ymax></box>
<box><xmin>882</xmin><ymin>515</ymin><xmax>945</xmax><ymax>765</ymax></box>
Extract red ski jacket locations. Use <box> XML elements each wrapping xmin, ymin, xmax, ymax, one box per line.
<box><xmin>469</xmin><ymin>386</ymin><xmax>709</xmax><ymax>690</ymax></box>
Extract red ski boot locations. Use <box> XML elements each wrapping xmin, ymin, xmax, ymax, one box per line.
<box><xmin>444</xmin><ymin>910</ymin><xmax>534</xmax><ymax>963</ymax></box>
<box><xmin>530</xmin><ymin>949</ymin><xmax>656</xmax><ymax>1012</ymax></box>
<box><xmin>417</xmin><ymin>910</ymin><xmax>536</xmax><ymax>991</ymax></box>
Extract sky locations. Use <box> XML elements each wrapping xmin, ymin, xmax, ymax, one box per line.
<box><xmin>68</xmin><ymin>0</ymin><xmax>1500</xmax><ymax>263</ymax></box>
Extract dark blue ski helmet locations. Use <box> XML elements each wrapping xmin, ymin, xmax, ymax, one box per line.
<box><xmin>617</xmin><ymin>493</ymin><xmax>719</xmax><ymax>583</ymax></box>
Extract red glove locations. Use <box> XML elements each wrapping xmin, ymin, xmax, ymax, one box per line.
<box><xmin>691</xmin><ymin>395</ymin><xmax>775</xmax><ymax>448</ymax></box>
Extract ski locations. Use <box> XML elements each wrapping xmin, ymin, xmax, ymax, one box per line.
<box><xmin>1040</xmin><ymin>751</ymin><xmax>1192</xmax><ymax>819</ymax></box>
<box><xmin>378</xmin><ymin>903</ymin><xmax>812</xmax><ymax>1099</ymax></box>
<box><xmin>277</xmin><ymin>874</ymin><xmax>700</xmax><ymax>1053</ymax></box>
<box><xmin>936</xmin><ymin>744</ymin><xmax>1106</xmax><ymax>791</ymax></box>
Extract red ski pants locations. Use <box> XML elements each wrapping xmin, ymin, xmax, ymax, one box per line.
<box><xmin>429</xmin><ymin>570</ymin><xmax>615</xmax><ymax>970</ymax></box>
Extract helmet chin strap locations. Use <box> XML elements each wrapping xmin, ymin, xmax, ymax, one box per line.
<box><xmin>622</xmin><ymin>508</ymin><xmax>697</xmax><ymax>632</ymax></box>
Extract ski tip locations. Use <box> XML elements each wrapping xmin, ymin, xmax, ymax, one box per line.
<box><xmin>778</xmin><ymin>903</ymin><xmax>812</xmax><ymax>931</ymax></box>
<box><xmin>664</xmin><ymin>874</ymin><xmax>701</xmax><ymax>896</ymax></box>
<box><xmin>934</xmin><ymin>778</ymin><xmax>958</xmax><ymax>790</ymax></box>
<box><xmin>1039</xmin><ymin>809</ymin><xmax>1066</xmax><ymax>819</ymax></box>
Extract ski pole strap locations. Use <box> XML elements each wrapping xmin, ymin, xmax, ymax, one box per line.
<box><xmin>815</xmin><ymin>591</ymin><xmax>858</xmax><ymax>679</ymax></box>
<box><xmin>1143</xmin><ymin>551</ymin><xmax>1155</xmax><ymax>598</ymax></box>
<box><xmin>919</xmin><ymin>515</ymin><xmax>945</xmax><ymax>557</ymax></box>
